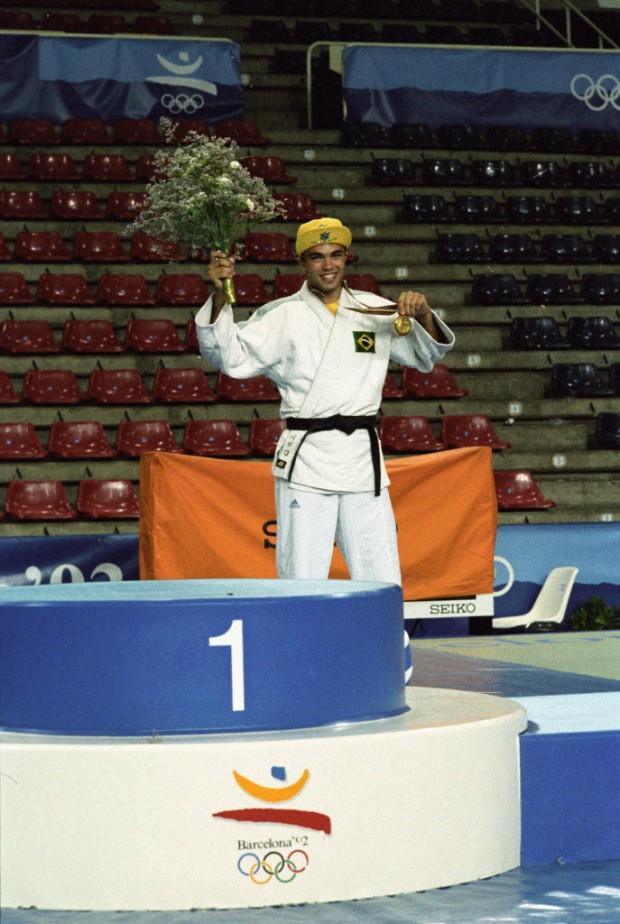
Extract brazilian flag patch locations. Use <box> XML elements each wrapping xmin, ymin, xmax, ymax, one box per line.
<box><xmin>353</xmin><ymin>330</ymin><xmax>376</xmax><ymax>353</ymax></box>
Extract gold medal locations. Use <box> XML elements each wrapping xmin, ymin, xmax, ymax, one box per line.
<box><xmin>392</xmin><ymin>315</ymin><xmax>412</xmax><ymax>336</ymax></box>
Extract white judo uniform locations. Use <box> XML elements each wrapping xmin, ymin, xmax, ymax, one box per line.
<box><xmin>195</xmin><ymin>282</ymin><xmax>455</xmax><ymax>584</ymax></box>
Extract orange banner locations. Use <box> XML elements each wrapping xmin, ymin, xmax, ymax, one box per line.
<box><xmin>139</xmin><ymin>447</ymin><xmax>497</xmax><ymax>600</ymax></box>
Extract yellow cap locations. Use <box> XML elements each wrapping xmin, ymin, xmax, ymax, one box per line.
<box><xmin>295</xmin><ymin>218</ymin><xmax>352</xmax><ymax>255</ymax></box>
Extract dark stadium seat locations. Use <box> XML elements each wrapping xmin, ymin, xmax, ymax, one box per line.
<box><xmin>0</xmin><ymin>273</ymin><xmax>35</xmax><ymax>305</ymax></box>
<box><xmin>215</xmin><ymin>119</ymin><xmax>271</xmax><ymax>145</ymax></box>
<box><xmin>539</xmin><ymin>233</ymin><xmax>595</xmax><ymax>264</ymax></box>
<box><xmin>76</xmin><ymin>479</ymin><xmax>140</xmax><ymax>519</ymax></box>
<box><xmin>592</xmin><ymin>234</ymin><xmax>620</xmax><ymax>263</ymax></box>
<box><xmin>566</xmin><ymin>316</ymin><xmax>619</xmax><ymax>350</ymax></box>
<box><xmin>130</xmin><ymin>232</ymin><xmax>186</xmax><ymax>263</ymax></box>
<box><xmin>454</xmin><ymin>195</ymin><xmax>504</xmax><ymax>223</ymax></box>
<box><xmin>152</xmin><ymin>368</ymin><xmax>217</xmax><ymax>404</ymax></box>
<box><xmin>554</xmin><ymin>196</ymin><xmax>603</xmax><ymax>225</ymax></box>
<box><xmin>183</xmin><ymin>419</ymin><xmax>251</xmax><ymax>457</ymax></box>
<box><xmin>505</xmin><ymin>195</ymin><xmax>554</xmax><ymax>224</ymax></box>
<box><xmin>494</xmin><ymin>471</ymin><xmax>556</xmax><ymax>511</ymax></box>
<box><xmin>73</xmin><ymin>231</ymin><xmax>129</xmax><ymax>262</ymax></box>
<box><xmin>388</xmin><ymin>122</ymin><xmax>434</xmax><ymax>148</ymax></box>
<box><xmin>242</xmin><ymin>156</ymin><xmax>297</xmax><ymax>184</ymax></box>
<box><xmin>525</xmin><ymin>273</ymin><xmax>584</xmax><ymax>305</ymax></box>
<box><xmin>550</xmin><ymin>363</ymin><xmax>615</xmax><ymax>397</ymax></box>
<box><xmin>0</xmin><ymin>190</ymin><xmax>49</xmax><ymax>220</ymax></box>
<box><xmin>51</xmin><ymin>191</ymin><xmax>107</xmax><ymax>221</ymax></box>
<box><xmin>124</xmin><ymin>319</ymin><xmax>185</xmax><ymax>353</ymax></box>
<box><xmin>106</xmin><ymin>191</ymin><xmax>147</xmax><ymax>220</ymax></box>
<box><xmin>272</xmin><ymin>273</ymin><xmax>305</xmax><ymax>299</ymax></box>
<box><xmin>28</xmin><ymin>153</ymin><xmax>81</xmax><ymax>181</ymax></box>
<box><xmin>471</xmin><ymin>159</ymin><xmax>518</xmax><ymax>187</ymax></box>
<box><xmin>0</xmin><ymin>320</ymin><xmax>60</xmax><ymax>354</ymax></box>
<box><xmin>113</xmin><ymin>118</ymin><xmax>163</xmax><ymax>144</ymax></box>
<box><xmin>507</xmin><ymin>316</ymin><xmax>570</xmax><ymax>351</ymax></box>
<box><xmin>82</xmin><ymin>153</ymin><xmax>134</xmax><ymax>182</ymax></box>
<box><xmin>370</xmin><ymin>157</ymin><xmax>416</xmax><ymax>186</ymax></box>
<box><xmin>402</xmin><ymin>194</ymin><xmax>452</xmax><ymax>223</ymax></box>
<box><xmin>0</xmin><ymin>423</ymin><xmax>47</xmax><ymax>460</ymax></box>
<box><xmin>488</xmin><ymin>233</ymin><xmax>541</xmax><ymax>264</ymax></box>
<box><xmin>436</xmin><ymin>233</ymin><xmax>486</xmax><ymax>264</ymax></box>
<box><xmin>248</xmin><ymin>418</ymin><xmax>286</xmax><ymax>456</ymax></box>
<box><xmin>530</xmin><ymin>127</ymin><xmax>577</xmax><ymax>153</ymax></box>
<box><xmin>216</xmin><ymin>372</ymin><xmax>280</xmax><ymax>402</ymax></box>
<box><xmin>230</xmin><ymin>274</ymin><xmax>270</xmax><ymax>305</ymax></box>
<box><xmin>61</xmin><ymin>118</ymin><xmax>111</xmax><ymax>145</ymax></box>
<box><xmin>87</xmin><ymin>369</ymin><xmax>151</xmax><ymax>405</ymax></box>
<box><xmin>441</xmin><ymin>414</ymin><xmax>511</xmax><ymax>450</ymax></box>
<box><xmin>38</xmin><ymin>274</ymin><xmax>97</xmax><ymax>307</ymax></box>
<box><xmin>568</xmin><ymin>161</ymin><xmax>617</xmax><ymax>189</ymax></box>
<box><xmin>401</xmin><ymin>364</ymin><xmax>468</xmax><ymax>398</ymax></box>
<box><xmin>346</xmin><ymin>273</ymin><xmax>382</xmax><ymax>295</ymax></box>
<box><xmin>15</xmin><ymin>231</ymin><xmax>72</xmax><ymax>262</ymax></box>
<box><xmin>594</xmin><ymin>413</ymin><xmax>620</xmax><ymax>449</ymax></box>
<box><xmin>96</xmin><ymin>274</ymin><xmax>156</xmax><ymax>306</ymax></box>
<box><xmin>382</xmin><ymin>373</ymin><xmax>405</xmax><ymax>399</ymax></box>
<box><xmin>116</xmin><ymin>420</ymin><xmax>181</xmax><ymax>457</ymax></box>
<box><xmin>379</xmin><ymin>416</ymin><xmax>445</xmax><ymax>452</ymax></box>
<box><xmin>156</xmin><ymin>274</ymin><xmax>210</xmax><ymax>306</ymax></box>
<box><xmin>471</xmin><ymin>273</ymin><xmax>528</xmax><ymax>306</ymax></box>
<box><xmin>243</xmin><ymin>232</ymin><xmax>297</xmax><ymax>262</ymax></box>
<box><xmin>5</xmin><ymin>480</ymin><xmax>76</xmax><ymax>521</ymax></box>
<box><xmin>22</xmin><ymin>369</ymin><xmax>83</xmax><ymax>405</ymax></box>
<box><xmin>273</xmin><ymin>193</ymin><xmax>321</xmax><ymax>222</ymax></box>
<box><xmin>9</xmin><ymin>119</ymin><xmax>59</xmax><ymax>146</ymax></box>
<box><xmin>580</xmin><ymin>273</ymin><xmax>620</xmax><ymax>305</ymax></box>
<box><xmin>422</xmin><ymin>158</ymin><xmax>469</xmax><ymax>186</ymax></box>
<box><xmin>342</xmin><ymin>123</ymin><xmax>392</xmax><ymax>149</ymax></box>
<box><xmin>0</xmin><ymin>371</ymin><xmax>20</xmax><ymax>405</ymax></box>
<box><xmin>48</xmin><ymin>421</ymin><xmax>117</xmax><ymax>460</ymax></box>
<box><xmin>520</xmin><ymin>159</ymin><xmax>567</xmax><ymax>188</ymax></box>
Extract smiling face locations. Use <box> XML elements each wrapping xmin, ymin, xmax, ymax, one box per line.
<box><xmin>299</xmin><ymin>243</ymin><xmax>348</xmax><ymax>302</ymax></box>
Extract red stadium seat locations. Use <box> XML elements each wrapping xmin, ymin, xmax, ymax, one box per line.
<box><xmin>97</xmin><ymin>273</ymin><xmax>156</xmax><ymax>306</ymax></box>
<box><xmin>242</xmin><ymin>156</ymin><xmax>297</xmax><ymax>184</ymax></box>
<box><xmin>22</xmin><ymin>369</ymin><xmax>83</xmax><ymax>405</ymax></box>
<box><xmin>106</xmin><ymin>191</ymin><xmax>147</xmax><ymax>220</ymax></box>
<box><xmin>0</xmin><ymin>320</ymin><xmax>60</xmax><ymax>354</ymax></box>
<box><xmin>0</xmin><ymin>273</ymin><xmax>35</xmax><ymax>305</ymax></box>
<box><xmin>182</xmin><ymin>419</ymin><xmax>250</xmax><ymax>457</ymax></box>
<box><xmin>346</xmin><ymin>273</ymin><xmax>382</xmax><ymax>296</ymax></box>
<box><xmin>73</xmin><ymin>231</ymin><xmax>129</xmax><ymax>262</ymax></box>
<box><xmin>0</xmin><ymin>190</ymin><xmax>49</xmax><ymax>220</ymax></box>
<box><xmin>113</xmin><ymin>118</ymin><xmax>163</xmax><ymax>144</ymax></box>
<box><xmin>76</xmin><ymin>479</ymin><xmax>140</xmax><ymax>519</ymax></box>
<box><xmin>0</xmin><ymin>234</ymin><xmax>10</xmax><ymax>261</ymax></box>
<box><xmin>382</xmin><ymin>372</ymin><xmax>405</xmax><ymax>399</ymax></box>
<box><xmin>116</xmin><ymin>419</ymin><xmax>181</xmax><ymax>457</ymax></box>
<box><xmin>63</xmin><ymin>318</ymin><xmax>124</xmax><ymax>353</ymax></box>
<box><xmin>273</xmin><ymin>192</ymin><xmax>321</xmax><ymax>221</ymax></box>
<box><xmin>51</xmin><ymin>191</ymin><xmax>107</xmax><ymax>221</ymax></box>
<box><xmin>61</xmin><ymin>118</ymin><xmax>111</xmax><ymax>145</ymax></box>
<box><xmin>248</xmin><ymin>418</ymin><xmax>286</xmax><ymax>455</ymax></box>
<box><xmin>230</xmin><ymin>274</ymin><xmax>270</xmax><ymax>305</ymax></box>
<box><xmin>40</xmin><ymin>11</ymin><xmax>83</xmax><ymax>31</ymax></box>
<box><xmin>28</xmin><ymin>153</ymin><xmax>81</xmax><ymax>181</ymax></box>
<box><xmin>156</xmin><ymin>273</ymin><xmax>209</xmax><ymax>306</ymax></box>
<box><xmin>379</xmin><ymin>416</ymin><xmax>445</xmax><ymax>452</ymax></box>
<box><xmin>48</xmin><ymin>421</ymin><xmax>117</xmax><ymax>459</ymax></box>
<box><xmin>243</xmin><ymin>232</ymin><xmax>297</xmax><ymax>262</ymax></box>
<box><xmin>130</xmin><ymin>232</ymin><xmax>186</xmax><ymax>263</ymax></box>
<box><xmin>135</xmin><ymin>154</ymin><xmax>160</xmax><ymax>181</ymax></box>
<box><xmin>87</xmin><ymin>369</ymin><xmax>151</xmax><ymax>404</ymax></box>
<box><xmin>216</xmin><ymin>372</ymin><xmax>280</xmax><ymax>402</ymax></box>
<box><xmin>0</xmin><ymin>10</ymin><xmax>36</xmax><ymax>28</ymax></box>
<box><xmin>14</xmin><ymin>231</ymin><xmax>72</xmax><ymax>262</ymax></box>
<box><xmin>133</xmin><ymin>14</ymin><xmax>177</xmax><ymax>34</ymax></box>
<box><xmin>441</xmin><ymin>415</ymin><xmax>512</xmax><ymax>450</ymax></box>
<box><xmin>0</xmin><ymin>371</ymin><xmax>20</xmax><ymax>405</ymax></box>
<box><xmin>125</xmin><ymin>318</ymin><xmax>185</xmax><ymax>353</ymax></box>
<box><xmin>184</xmin><ymin>319</ymin><xmax>199</xmax><ymax>351</ymax></box>
<box><xmin>5</xmin><ymin>480</ymin><xmax>76</xmax><ymax>521</ymax></box>
<box><xmin>85</xmin><ymin>13</ymin><xmax>130</xmax><ymax>33</ymax></box>
<box><xmin>0</xmin><ymin>153</ymin><xmax>27</xmax><ymax>180</ymax></box>
<box><xmin>8</xmin><ymin>119</ymin><xmax>59</xmax><ymax>146</ymax></box>
<box><xmin>272</xmin><ymin>273</ymin><xmax>305</xmax><ymax>298</ymax></box>
<box><xmin>82</xmin><ymin>153</ymin><xmax>134</xmax><ymax>182</ymax></box>
<box><xmin>0</xmin><ymin>423</ymin><xmax>47</xmax><ymax>460</ymax></box>
<box><xmin>216</xmin><ymin>119</ymin><xmax>271</xmax><ymax>145</ymax></box>
<box><xmin>38</xmin><ymin>273</ymin><xmax>97</xmax><ymax>306</ymax></box>
<box><xmin>152</xmin><ymin>367</ymin><xmax>217</xmax><ymax>404</ymax></box>
<box><xmin>172</xmin><ymin>119</ymin><xmax>212</xmax><ymax>142</ymax></box>
<box><xmin>494</xmin><ymin>471</ymin><xmax>556</xmax><ymax>510</ymax></box>
<box><xmin>401</xmin><ymin>364</ymin><xmax>468</xmax><ymax>399</ymax></box>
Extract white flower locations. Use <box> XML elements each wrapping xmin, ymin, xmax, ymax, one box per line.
<box><xmin>246</xmin><ymin>198</ymin><xmax>256</xmax><ymax>211</ymax></box>
<box><xmin>230</xmin><ymin>160</ymin><xmax>242</xmax><ymax>169</ymax></box>
<box><xmin>217</xmin><ymin>176</ymin><xmax>232</xmax><ymax>185</ymax></box>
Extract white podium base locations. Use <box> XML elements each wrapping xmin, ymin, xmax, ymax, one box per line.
<box><xmin>1</xmin><ymin>688</ymin><xmax>527</xmax><ymax>911</ymax></box>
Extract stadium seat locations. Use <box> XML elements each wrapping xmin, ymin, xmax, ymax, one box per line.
<box><xmin>603</xmin><ymin>198</ymin><xmax>620</xmax><ymax>223</ymax></box>
<box><xmin>525</xmin><ymin>273</ymin><xmax>584</xmax><ymax>305</ymax></box>
<box><xmin>14</xmin><ymin>231</ymin><xmax>72</xmax><ymax>262</ymax></box>
<box><xmin>577</xmin><ymin>130</ymin><xmax>620</xmax><ymax>155</ymax></box>
<box><xmin>436</xmin><ymin>233</ymin><xmax>486</xmax><ymax>263</ymax></box>
<box><xmin>156</xmin><ymin>273</ymin><xmax>209</xmax><ymax>306</ymax></box>
<box><xmin>436</xmin><ymin>124</ymin><xmax>485</xmax><ymax>150</ymax></box>
<box><xmin>96</xmin><ymin>274</ymin><xmax>156</xmax><ymax>306</ymax></box>
<box><xmin>379</xmin><ymin>416</ymin><xmax>445</xmax><ymax>452</ymax></box>
<box><xmin>370</xmin><ymin>157</ymin><xmax>416</xmax><ymax>186</ymax></box>
<box><xmin>507</xmin><ymin>316</ymin><xmax>570</xmax><ymax>350</ymax></box>
<box><xmin>0</xmin><ymin>273</ymin><xmax>35</xmax><ymax>305</ymax></box>
<box><xmin>113</xmin><ymin>118</ymin><xmax>162</xmax><ymax>144</ymax></box>
<box><xmin>382</xmin><ymin>373</ymin><xmax>405</xmax><ymax>399</ymax></box>
<box><xmin>8</xmin><ymin>119</ymin><xmax>59</xmax><ymax>145</ymax></box>
<box><xmin>170</xmin><ymin>119</ymin><xmax>212</xmax><ymax>141</ymax></box>
<box><xmin>530</xmin><ymin>127</ymin><xmax>577</xmax><ymax>153</ymax></box>
<box><xmin>48</xmin><ymin>421</ymin><xmax>117</xmax><ymax>460</ymax></box>
<box><xmin>272</xmin><ymin>273</ymin><xmax>305</xmax><ymax>299</ymax></box>
<box><xmin>422</xmin><ymin>158</ymin><xmax>469</xmax><ymax>186</ymax></box>
<box><xmin>566</xmin><ymin>316</ymin><xmax>620</xmax><ymax>350</ymax></box>
<box><xmin>248</xmin><ymin>19</ymin><xmax>290</xmax><ymax>42</ymax></box>
<box><xmin>440</xmin><ymin>414</ymin><xmax>511</xmax><ymax>450</ymax></box>
<box><xmin>130</xmin><ymin>232</ymin><xmax>185</xmax><ymax>263</ymax></box>
<box><xmin>152</xmin><ymin>367</ymin><xmax>217</xmax><ymax>404</ymax></box>
<box><xmin>0</xmin><ymin>235</ymin><xmax>10</xmax><ymax>261</ymax></box>
<box><xmin>28</xmin><ymin>153</ymin><xmax>81</xmax><ymax>181</ymax></box>
<box><xmin>248</xmin><ymin>418</ymin><xmax>286</xmax><ymax>456</ymax></box>
<box><xmin>0</xmin><ymin>320</ymin><xmax>60</xmax><ymax>354</ymax></box>
<box><xmin>242</xmin><ymin>156</ymin><xmax>297</xmax><ymax>184</ymax></box>
<box><xmin>61</xmin><ymin>118</ymin><xmax>111</xmax><ymax>145</ymax></box>
<box><xmin>216</xmin><ymin>372</ymin><xmax>280</xmax><ymax>402</ymax></box>
<box><xmin>488</xmin><ymin>233</ymin><xmax>541</xmax><ymax>263</ymax></box>
<box><xmin>133</xmin><ymin>14</ymin><xmax>177</xmax><ymax>34</ymax></box>
<box><xmin>216</xmin><ymin>119</ymin><xmax>271</xmax><ymax>145</ymax></box>
<box><xmin>505</xmin><ymin>195</ymin><xmax>554</xmax><ymax>224</ymax></box>
<box><xmin>292</xmin><ymin>18</ymin><xmax>333</xmax><ymax>42</ymax></box>
<box><xmin>388</xmin><ymin>122</ymin><xmax>434</xmax><ymax>148</ymax></box>
<box><xmin>184</xmin><ymin>319</ymin><xmax>199</xmax><ymax>351</ymax></box>
<box><xmin>471</xmin><ymin>159</ymin><xmax>518</xmax><ymax>187</ymax></box>
<box><xmin>87</xmin><ymin>369</ymin><xmax>151</xmax><ymax>404</ymax></box>
<box><xmin>594</xmin><ymin>412</ymin><xmax>620</xmax><ymax>449</ymax></box>
<box><xmin>554</xmin><ymin>195</ymin><xmax>603</xmax><ymax>225</ymax></box>
<box><xmin>0</xmin><ymin>10</ymin><xmax>35</xmax><ymax>28</ymax></box>
<box><xmin>568</xmin><ymin>161</ymin><xmax>616</xmax><ymax>189</ymax></box>
<box><xmin>76</xmin><ymin>479</ymin><xmax>140</xmax><ymax>519</ymax></box>
<box><xmin>5</xmin><ymin>480</ymin><xmax>76</xmax><ymax>521</ymax></box>
<box><xmin>0</xmin><ymin>423</ymin><xmax>47</xmax><ymax>460</ymax></box>
<box><xmin>402</xmin><ymin>194</ymin><xmax>452</xmax><ymax>223</ymax></box>
<box><xmin>106</xmin><ymin>191</ymin><xmax>147</xmax><ymax>220</ymax></box>
<box><xmin>273</xmin><ymin>192</ymin><xmax>321</xmax><ymax>221</ymax></box>
<box><xmin>51</xmin><ymin>191</ymin><xmax>107</xmax><ymax>221</ymax></box>
<box><xmin>493</xmin><ymin>471</ymin><xmax>556</xmax><ymax>510</ymax></box>
<box><xmin>342</xmin><ymin>121</ymin><xmax>392</xmax><ymax>148</ymax></box>
<box><xmin>471</xmin><ymin>273</ymin><xmax>528</xmax><ymax>306</ymax></box>
<box><xmin>124</xmin><ymin>318</ymin><xmax>185</xmax><ymax>353</ymax></box>
<box><xmin>0</xmin><ymin>371</ymin><xmax>19</xmax><ymax>404</ymax></box>
<box><xmin>134</xmin><ymin>154</ymin><xmax>159</xmax><ymax>181</ymax></box>
<box><xmin>401</xmin><ymin>364</ymin><xmax>468</xmax><ymax>398</ymax></box>
<box><xmin>592</xmin><ymin>234</ymin><xmax>620</xmax><ymax>263</ymax></box>
<box><xmin>82</xmin><ymin>153</ymin><xmax>134</xmax><ymax>182</ymax></box>
<box><xmin>539</xmin><ymin>233</ymin><xmax>595</xmax><ymax>264</ymax></box>
<box><xmin>73</xmin><ymin>231</ymin><xmax>129</xmax><ymax>262</ymax></box>
<box><xmin>580</xmin><ymin>273</ymin><xmax>620</xmax><ymax>305</ymax></box>
<box><xmin>84</xmin><ymin>13</ymin><xmax>130</xmax><ymax>33</ymax></box>
<box><xmin>22</xmin><ymin>369</ymin><xmax>83</xmax><ymax>405</ymax></box>
<box><xmin>230</xmin><ymin>274</ymin><xmax>270</xmax><ymax>305</ymax></box>
<box><xmin>0</xmin><ymin>190</ymin><xmax>49</xmax><ymax>220</ymax></box>
<box><xmin>0</xmin><ymin>153</ymin><xmax>26</xmax><ymax>180</ymax></box>
<box><xmin>612</xmin><ymin>364</ymin><xmax>620</xmax><ymax>396</ymax></box>
<box><xmin>346</xmin><ymin>273</ymin><xmax>382</xmax><ymax>295</ymax></box>
<box><xmin>520</xmin><ymin>159</ymin><xmax>567</xmax><ymax>187</ymax></box>
<box><xmin>63</xmin><ymin>318</ymin><xmax>124</xmax><ymax>353</ymax></box>
<box><xmin>454</xmin><ymin>195</ymin><xmax>503</xmax><ymax>223</ymax></box>
<box><xmin>38</xmin><ymin>273</ymin><xmax>97</xmax><ymax>306</ymax></box>
<box><xmin>243</xmin><ymin>232</ymin><xmax>297</xmax><ymax>262</ymax></box>
<box><xmin>550</xmin><ymin>363</ymin><xmax>615</xmax><ymax>397</ymax></box>
<box><xmin>116</xmin><ymin>420</ymin><xmax>181</xmax><ymax>457</ymax></box>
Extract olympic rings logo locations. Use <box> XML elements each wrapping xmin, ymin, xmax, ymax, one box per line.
<box><xmin>570</xmin><ymin>74</ymin><xmax>620</xmax><ymax>111</ymax></box>
<box><xmin>237</xmin><ymin>849</ymin><xmax>309</xmax><ymax>885</ymax></box>
<box><xmin>161</xmin><ymin>93</ymin><xmax>205</xmax><ymax>114</ymax></box>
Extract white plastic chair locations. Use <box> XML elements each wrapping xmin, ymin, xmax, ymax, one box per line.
<box><xmin>492</xmin><ymin>566</ymin><xmax>579</xmax><ymax>631</ymax></box>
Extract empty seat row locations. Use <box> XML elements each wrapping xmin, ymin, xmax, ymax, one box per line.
<box><xmin>402</xmin><ymin>194</ymin><xmax>620</xmax><ymax>225</ymax></box>
<box><xmin>470</xmin><ymin>272</ymin><xmax>620</xmax><ymax>306</ymax></box>
<box><xmin>2</xmin><ymin>118</ymin><xmax>270</xmax><ymax>147</ymax></box>
<box><xmin>436</xmin><ymin>232</ymin><xmax>620</xmax><ymax>265</ymax></box>
<box><xmin>345</xmin><ymin>122</ymin><xmax>620</xmax><ymax>155</ymax></box>
<box><xmin>1</xmin><ymin>318</ymin><xmax>197</xmax><ymax>354</ymax></box>
<box><xmin>0</xmin><ymin>11</ymin><xmax>174</xmax><ymax>34</ymax></box>
<box><xmin>549</xmin><ymin>363</ymin><xmax>620</xmax><ymax>398</ymax></box>
<box><xmin>507</xmin><ymin>316</ymin><xmax>619</xmax><ymax>351</ymax></box>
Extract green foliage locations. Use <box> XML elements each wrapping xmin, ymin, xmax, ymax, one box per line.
<box><xmin>568</xmin><ymin>595</ymin><xmax>620</xmax><ymax>631</ymax></box>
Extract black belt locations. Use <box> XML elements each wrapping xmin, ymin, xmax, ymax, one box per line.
<box><xmin>285</xmin><ymin>414</ymin><xmax>381</xmax><ymax>496</ymax></box>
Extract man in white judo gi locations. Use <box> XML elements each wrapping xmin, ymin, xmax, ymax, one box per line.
<box><xmin>195</xmin><ymin>217</ymin><xmax>455</xmax><ymax>585</ymax></box>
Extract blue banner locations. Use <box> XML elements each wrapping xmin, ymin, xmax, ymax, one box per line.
<box><xmin>0</xmin><ymin>534</ymin><xmax>139</xmax><ymax>588</ymax></box>
<box><xmin>343</xmin><ymin>46</ymin><xmax>620</xmax><ymax>131</ymax></box>
<box><xmin>0</xmin><ymin>34</ymin><xmax>242</xmax><ymax>124</ymax></box>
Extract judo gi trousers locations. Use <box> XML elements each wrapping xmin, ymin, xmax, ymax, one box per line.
<box><xmin>275</xmin><ymin>479</ymin><xmax>402</xmax><ymax>585</ymax></box>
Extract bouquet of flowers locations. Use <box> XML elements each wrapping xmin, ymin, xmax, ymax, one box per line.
<box><xmin>131</xmin><ymin>118</ymin><xmax>284</xmax><ymax>303</ymax></box>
